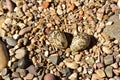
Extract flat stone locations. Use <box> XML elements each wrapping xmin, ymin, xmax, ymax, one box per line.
<box><xmin>105</xmin><ymin>66</ymin><xmax>113</xmax><ymax>77</ymax></box>
<box><xmin>86</xmin><ymin>57</ymin><xmax>94</xmax><ymax>66</ymax></box>
<box><xmin>48</xmin><ymin>54</ymin><xmax>59</xmax><ymax>65</ymax></box>
<box><xmin>104</xmin><ymin>55</ymin><xmax>114</xmax><ymax>65</ymax></box>
<box><xmin>104</xmin><ymin>20</ymin><xmax>120</xmax><ymax>39</ymax></box>
<box><xmin>26</xmin><ymin>65</ymin><xmax>37</xmax><ymax>76</ymax></box>
<box><xmin>15</xmin><ymin>47</ymin><xmax>27</xmax><ymax>59</ymax></box>
<box><xmin>5</xmin><ymin>37</ymin><xmax>17</xmax><ymax>46</ymax></box>
<box><xmin>0</xmin><ymin>40</ymin><xmax>9</xmax><ymax>72</ymax></box>
<box><xmin>95</xmin><ymin>69</ymin><xmax>106</xmax><ymax>78</ymax></box>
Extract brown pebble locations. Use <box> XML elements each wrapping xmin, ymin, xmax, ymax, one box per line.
<box><xmin>42</xmin><ymin>1</ymin><xmax>49</xmax><ymax>8</ymax></box>
<box><xmin>44</xmin><ymin>73</ymin><xmax>56</xmax><ymax>80</ymax></box>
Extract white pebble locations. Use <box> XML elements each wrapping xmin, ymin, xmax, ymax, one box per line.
<box><xmin>13</xmin><ymin>34</ymin><xmax>19</xmax><ymax>40</ymax></box>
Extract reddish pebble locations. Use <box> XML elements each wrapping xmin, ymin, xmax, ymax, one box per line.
<box><xmin>6</xmin><ymin>0</ymin><xmax>15</xmax><ymax>12</ymax></box>
<box><xmin>44</xmin><ymin>73</ymin><xmax>56</xmax><ymax>80</ymax></box>
<box><xmin>42</xmin><ymin>1</ymin><xmax>49</xmax><ymax>8</ymax></box>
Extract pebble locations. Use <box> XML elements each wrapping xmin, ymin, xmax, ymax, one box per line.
<box><xmin>96</xmin><ymin>8</ymin><xmax>104</xmax><ymax>21</ymax></box>
<box><xmin>70</xmin><ymin>33</ymin><xmax>90</xmax><ymax>52</ymax></box>
<box><xmin>86</xmin><ymin>57</ymin><xmax>95</xmax><ymax>66</ymax></box>
<box><xmin>113</xmin><ymin>69</ymin><xmax>120</xmax><ymax>75</ymax></box>
<box><xmin>42</xmin><ymin>1</ymin><xmax>49</xmax><ymax>8</ymax></box>
<box><xmin>95</xmin><ymin>69</ymin><xmax>106</xmax><ymax>78</ymax></box>
<box><xmin>48</xmin><ymin>30</ymin><xmax>68</xmax><ymax>49</ymax></box>
<box><xmin>1</xmin><ymin>68</ymin><xmax>9</xmax><ymax>76</ymax></box>
<box><xmin>6</xmin><ymin>0</ymin><xmax>15</xmax><ymax>12</ymax></box>
<box><xmin>24</xmin><ymin>73</ymin><xmax>34</xmax><ymax>80</ymax></box>
<box><xmin>16</xmin><ymin>68</ymin><xmax>27</xmax><ymax>77</ymax></box>
<box><xmin>14</xmin><ymin>7</ymin><xmax>24</xmax><ymax>18</ymax></box>
<box><xmin>104</xmin><ymin>55</ymin><xmax>114</xmax><ymax>65</ymax></box>
<box><xmin>19</xmin><ymin>27</ymin><xmax>32</xmax><ymax>35</ymax></box>
<box><xmin>12</xmin><ymin>72</ymin><xmax>20</xmax><ymax>78</ymax></box>
<box><xmin>68</xmin><ymin>72</ymin><xmax>77</xmax><ymax>80</ymax></box>
<box><xmin>0</xmin><ymin>41</ymin><xmax>9</xmax><ymax>72</ymax></box>
<box><xmin>26</xmin><ymin>65</ymin><xmax>37</xmax><ymax>76</ymax></box>
<box><xmin>64</xmin><ymin>60</ymin><xmax>78</xmax><ymax>69</ymax></box>
<box><xmin>105</xmin><ymin>66</ymin><xmax>113</xmax><ymax>77</ymax></box>
<box><xmin>61</xmin><ymin>68</ymin><xmax>71</xmax><ymax>77</ymax></box>
<box><xmin>15</xmin><ymin>47</ymin><xmax>27</xmax><ymax>59</ymax></box>
<box><xmin>96</xmin><ymin>62</ymin><xmax>104</xmax><ymax>69</ymax></box>
<box><xmin>5</xmin><ymin>37</ymin><xmax>17</xmax><ymax>46</ymax></box>
<box><xmin>17</xmin><ymin>57</ymin><xmax>30</xmax><ymax>68</ymax></box>
<box><xmin>110</xmin><ymin>63</ymin><xmax>118</xmax><ymax>68</ymax></box>
<box><xmin>102</xmin><ymin>46</ymin><xmax>112</xmax><ymax>54</ymax></box>
<box><xmin>48</xmin><ymin>54</ymin><xmax>59</xmax><ymax>65</ymax></box>
<box><xmin>44</xmin><ymin>73</ymin><xmax>56</xmax><ymax>80</ymax></box>
<box><xmin>92</xmin><ymin>74</ymin><xmax>101</xmax><ymax>80</ymax></box>
<box><xmin>57</xmin><ymin>9</ymin><xmax>63</xmax><ymax>15</ymax></box>
<box><xmin>74</xmin><ymin>54</ymin><xmax>82</xmax><ymax>62</ymax></box>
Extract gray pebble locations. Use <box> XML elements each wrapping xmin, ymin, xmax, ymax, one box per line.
<box><xmin>17</xmin><ymin>57</ymin><xmax>30</xmax><ymax>68</ymax></box>
<box><xmin>104</xmin><ymin>55</ymin><xmax>114</xmax><ymax>65</ymax></box>
<box><xmin>15</xmin><ymin>47</ymin><xmax>27</xmax><ymax>59</ymax></box>
<box><xmin>48</xmin><ymin>54</ymin><xmax>59</xmax><ymax>65</ymax></box>
<box><xmin>26</xmin><ymin>65</ymin><xmax>37</xmax><ymax>76</ymax></box>
<box><xmin>105</xmin><ymin>66</ymin><xmax>113</xmax><ymax>77</ymax></box>
<box><xmin>61</xmin><ymin>68</ymin><xmax>71</xmax><ymax>77</ymax></box>
<box><xmin>5</xmin><ymin>37</ymin><xmax>17</xmax><ymax>46</ymax></box>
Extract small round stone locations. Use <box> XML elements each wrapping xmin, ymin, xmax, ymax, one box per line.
<box><xmin>48</xmin><ymin>30</ymin><xmax>68</xmax><ymax>49</ymax></box>
<box><xmin>70</xmin><ymin>33</ymin><xmax>91</xmax><ymax>52</ymax></box>
<box><xmin>44</xmin><ymin>73</ymin><xmax>56</xmax><ymax>80</ymax></box>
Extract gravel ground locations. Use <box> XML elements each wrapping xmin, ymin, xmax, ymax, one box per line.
<box><xmin>0</xmin><ymin>0</ymin><xmax>120</xmax><ymax>80</ymax></box>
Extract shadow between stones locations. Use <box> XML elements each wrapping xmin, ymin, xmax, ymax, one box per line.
<box><xmin>64</xmin><ymin>32</ymin><xmax>73</xmax><ymax>48</ymax></box>
<box><xmin>86</xmin><ymin>35</ymin><xmax>97</xmax><ymax>50</ymax></box>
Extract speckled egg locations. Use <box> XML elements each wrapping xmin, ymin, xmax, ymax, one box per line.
<box><xmin>48</xmin><ymin>30</ymin><xmax>68</xmax><ymax>49</ymax></box>
<box><xmin>70</xmin><ymin>33</ymin><xmax>90</xmax><ymax>52</ymax></box>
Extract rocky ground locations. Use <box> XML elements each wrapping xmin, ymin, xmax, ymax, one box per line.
<box><xmin>0</xmin><ymin>0</ymin><xmax>120</xmax><ymax>80</ymax></box>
